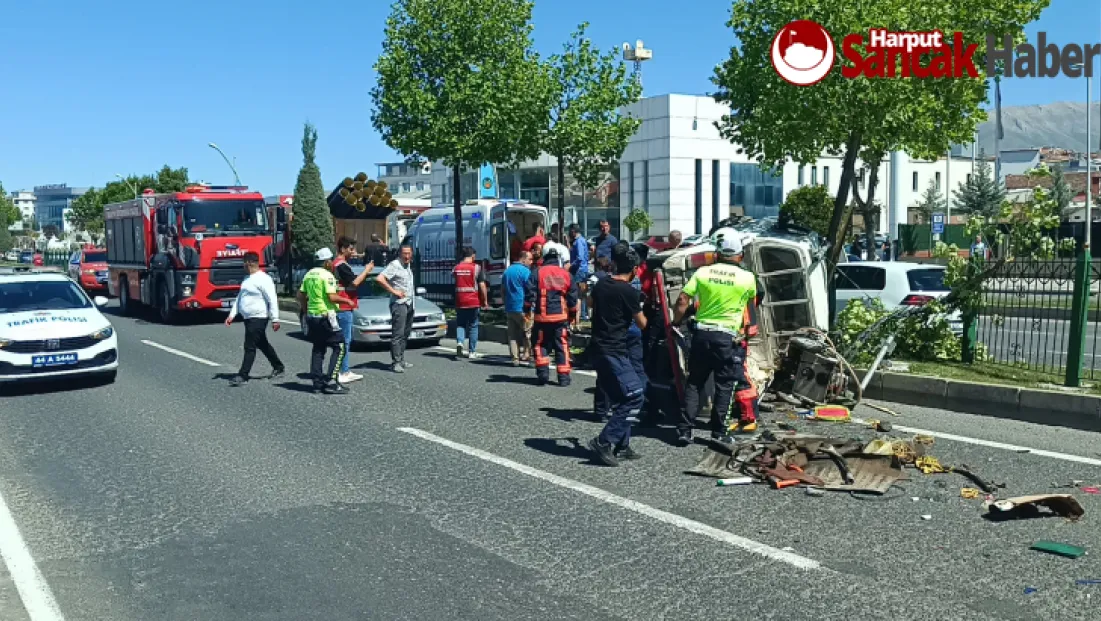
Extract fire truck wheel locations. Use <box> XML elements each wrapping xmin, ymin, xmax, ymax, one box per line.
<box><xmin>158</xmin><ymin>282</ymin><xmax>177</xmax><ymax>324</ymax></box>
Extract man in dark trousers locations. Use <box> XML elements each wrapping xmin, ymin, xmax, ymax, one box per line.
<box><xmin>224</xmin><ymin>251</ymin><xmax>284</xmax><ymax>386</ymax></box>
<box><xmin>377</xmin><ymin>244</ymin><xmax>416</xmax><ymax>373</ymax></box>
<box><xmin>297</xmin><ymin>248</ymin><xmax>348</xmax><ymax>394</ymax></box>
<box><xmin>672</xmin><ymin>232</ymin><xmax>759</xmax><ymax>444</ymax></box>
<box><xmin>588</xmin><ymin>242</ymin><xmax>648</xmax><ymax>466</ymax></box>
<box><xmin>525</xmin><ymin>245</ymin><xmax>578</xmax><ymax>387</ymax></box>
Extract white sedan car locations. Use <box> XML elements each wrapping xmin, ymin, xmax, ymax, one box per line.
<box><xmin>0</xmin><ymin>270</ymin><xmax>119</xmax><ymax>384</ymax></box>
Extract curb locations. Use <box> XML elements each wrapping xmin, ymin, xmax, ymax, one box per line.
<box><xmin>860</xmin><ymin>370</ymin><xmax>1101</xmax><ymax>432</ymax></box>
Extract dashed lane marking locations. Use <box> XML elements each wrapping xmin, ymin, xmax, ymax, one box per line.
<box><xmin>398</xmin><ymin>426</ymin><xmax>821</xmax><ymax>570</ymax></box>
<box><xmin>140</xmin><ymin>340</ymin><xmax>221</xmax><ymax>367</ymax></box>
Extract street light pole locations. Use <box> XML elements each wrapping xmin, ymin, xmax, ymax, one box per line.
<box><xmin>1066</xmin><ymin>64</ymin><xmax>1093</xmax><ymax>387</ymax></box>
<box><xmin>115</xmin><ymin>174</ymin><xmax>138</xmax><ymax>199</ymax></box>
<box><xmin>207</xmin><ymin>142</ymin><xmax>242</xmax><ymax>186</ymax></box>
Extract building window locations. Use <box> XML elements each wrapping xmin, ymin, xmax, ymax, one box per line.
<box><xmin>712</xmin><ymin>160</ymin><xmax>721</xmax><ymax>227</ymax></box>
<box><xmin>798</xmin><ymin>166</ymin><xmax>804</xmax><ymax>186</ymax></box>
<box><xmin>730</xmin><ymin>162</ymin><xmax>784</xmax><ymax>220</ymax></box>
<box><xmin>912</xmin><ymin>172</ymin><xmax>918</xmax><ymax>191</ymax></box>
<box><xmin>811</xmin><ymin>167</ymin><xmax>817</xmax><ymax>185</ymax></box>
<box><xmin>694</xmin><ymin>159</ymin><xmax>703</xmax><ymax>235</ymax></box>
<box><xmin>823</xmin><ymin>166</ymin><xmax>830</xmax><ymax>187</ymax></box>
<box><xmin>642</xmin><ymin>160</ymin><xmax>649</xmax><ymax>212</ymax></box>
<box><xmin>935</xmin><ymin>171</ymin><xmax>941</xmax><ymax>190</ymax></box>
<box><xmin>628</xmin><ymin>162</ymin><xmax>635</xmax><ymax>208</ymax></box>
<box><xmin>416</xmin><ymin>182</ymin><xmax>425</xmax><ymax>191</ymax></box>
<box><xmin>402</xmin><ymin>183</ymin><xmax>411</xmax><ymax>193</ymax></box>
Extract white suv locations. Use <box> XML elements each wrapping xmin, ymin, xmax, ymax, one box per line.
<box><xmin>835</xmin><ymin>262</ymin><xmax>962</xmax><ymax>333</ymax></box>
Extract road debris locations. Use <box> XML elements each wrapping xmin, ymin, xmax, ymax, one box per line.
<box><xmin>1024</xmin><ymin>587</ymin><xmax>1038</xmax><ymax>595</ymax></box>
<box><xmin>960</xmin><ymin>488</ymin><xmax>981</xmax><ymax>499</ymax></box>
<box><xmin>813</xmin><ymin>406</ymin><xmax>850</xmax><ymax>422</ymax></box>
<box><xmin>921</xmin><ymin>514</ymin><xmax>932</xmax><ymax>520</ymax></box>
<box><xmin>864</xmin><ymin>402</ymin><xmax>899</xmax><ymax>417</ymax></box>
<box><xmin>986</xmin><ymin>494</ymin><xmax>1085</xmax><ymax>521</ymax></box>
<box><xmin>1075</xmin><ymin>579</ymin><xmax>1101</xmax><ymax>585</ymax></box>
<box><xmin>805</xmin><ymin>487</ymin><xmax>825</xmax><ymax>497</ymax></box>
<box><xmin>1082</xmin><ymin>487</ymin><xmax>1101</xmax><ymax>495</ymax></box>
<box><xmin>716</xmin><ymin>477</ymin><xmax>753</xmax><ymax>487</ymax></box>
<box><xmin>1031</xmin><ymin>541</ymin><xmax>1086</xmax><ymax>559</ymax></box>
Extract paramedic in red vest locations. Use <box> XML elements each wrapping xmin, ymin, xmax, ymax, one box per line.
<box><xmin>522</xmin><ymin>223</ymin><xmax>546</xmax><ymax>253</ymax></box>
<box><xmin>524</xmin><ymin>245</ymin><xmax>579</xmax><ymax>387</ymax></box>
<box><xmin>452</xmin><ymin>246</ymin><xmax>489</xmax><ymax>359</ymax></box>
<box><xmin>333</xmin><ymin>236</ymin><xmax>374</xmax><ymax>384</ymax></box>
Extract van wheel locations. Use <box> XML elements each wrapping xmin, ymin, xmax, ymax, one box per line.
<box><xmin>118</xmin><ymin>279</ymin><xmax>134</xmax><ymax>316</ymax></box>
<box><xmin>158</xmin><ymin>282</ymin><xmax>176</xmax><ymax>324</ymax></box>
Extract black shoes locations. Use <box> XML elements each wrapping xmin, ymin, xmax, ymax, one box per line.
<box><xmin>588</xmin><ymin>437</ymin><xmax>619</xmax><ymax>467</ymax></box>
<box><xmin>676</xmin><ymin>430</ymin><xmax>693</xmax><ymax>446</ymax></box>
<box><xmin>269</xmin><ymin>368</ymin><xmax>285</xmax><ymax>380</ymax></box>
<box><xmin>314</xmin><ymin>382</ymin><xmax>348</xmax><ymax>395</ymax></box>
<box><xmin>229</xmin><ymin>375</ymin><xmax>245</xmax><ymax>387</ymax></box>
<box><xmin>615</xmin><ymin>446</ymin><xmax>641</xmax><ymax>461</ymax></box>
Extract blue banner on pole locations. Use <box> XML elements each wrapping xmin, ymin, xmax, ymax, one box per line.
<box><xmin>478</xmin><ymin>163</ymin><xmax>498</xmax><ymax>199</ymax></box>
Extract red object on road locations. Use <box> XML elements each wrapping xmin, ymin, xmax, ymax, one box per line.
<box><xmin>32</xmin><ymin>254</ymin><xmax>43</xmax><ymax>266</ymax></box>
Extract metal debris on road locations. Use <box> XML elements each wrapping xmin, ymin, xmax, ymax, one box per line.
<box><xmin>921</xmin><ymin>515</ymin><xmax>932</xmax><ymax>520</ymax></box>
<box><xmin>986</xmin><ymin>494</ymin><xmax>1085</xmax><ymax>521</ymax></box>
<box><xmin>960</xmin><ymin>488</ymin><xmax>981</xmax><ymax>499</ymax></box>
<box><xmin>716</xmin><ymin>477</ymin><xmax>753</xmax><ymax>487</ymax></box>
<box><xmin>864</xmin><ymin>403</ymin><xmax>899</xmax><ymax>417</ymax></box>
<box><xmin>1030</xmin><ymin>541</ymin><xmax>1086</xmax><ymax>559</ymax></box>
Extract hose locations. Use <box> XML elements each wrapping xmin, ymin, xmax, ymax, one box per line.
<box><xmin>789</xmin><ymin>327</ymin><xmax>864</xmax><ymax>406</ymax></box>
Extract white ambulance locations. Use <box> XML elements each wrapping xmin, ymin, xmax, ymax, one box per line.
<box><xmin>405</xmin><ymin>199</ymin><xmax>548</xmax><ymax>306</ymax></box>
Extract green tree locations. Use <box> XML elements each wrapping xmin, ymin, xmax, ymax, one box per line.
<box><xmin>1048</xmin><ymin>164</ymin><xmax>1074</xmax><ymax>218</ymax></box>
<box><xmin>372</xmin><ymin>0</ymin><xmax>552</xmax><ymax>261</ymax></box>
<box><xmin>623</xmin><ymin>208</ymin><xmax>654</xmax><ymax>241</ymax></box>
<box><xmin>712</xmin><ymin>0</ymin><xmax>1047</xmax><ymax>270</ymax></box>
<box><xmin>290</xmin><ymin>123</ymin><xmax>333</xmax><ymax>263</ymax></box>
<box><xmin>0</xmin><ymin>183</ymin><xmax>18</xmax><ymax>226</ymax></box>
<box><xmin>778</xmin><ymin>184</ymin><xmax>833</xmax><ymax>239</ymax></box>
<box><xmin>66</xmin><ymin>167</ymin><xmax>190</xmax><ymax>240</ymax></box>
<box><xmin>545</xmin><ymin>22</ymin><xmax>641</xmax><ymax>231</ymax></box>
<box><xmin>913</xmin><ymin>180</ymin><xmax>944</xmax><ymax>225</ymax></box>
<box><xmin>954</xmin><ymin>157</ymin><xmax>1006</xmax><ymax>219</ymax></box>
<box><xmin>0</xmin><ymin>209</ymin><xmax>11</xmax><ymax>254</ymax></box>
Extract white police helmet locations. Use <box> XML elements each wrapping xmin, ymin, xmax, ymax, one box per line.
<box><xmin>710</xmin><ymin>227</ymin><xmax>744</xmax><ymax>257</ymax></box>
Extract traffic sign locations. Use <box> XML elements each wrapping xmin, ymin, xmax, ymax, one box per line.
<box><xmin>932</xmin><ymin>213</ymin><xmax>945</xmax><ymax>235</ymax></box>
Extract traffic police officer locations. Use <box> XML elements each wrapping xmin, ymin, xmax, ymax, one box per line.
<box><xmin>672</xmin><ymin>231</ymin><xmax>760</xmax><ymax>444</ymax></box>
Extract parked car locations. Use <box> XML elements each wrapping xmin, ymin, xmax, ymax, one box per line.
<box><xmin>298</xmin><ymin>266</ymin><xmax>447</xmax><ymax>347</ymax></box>
<box><xmin>3</xmin><ymin>250</ymin><xmax>18</xmax><ymax>262</ymax></box>
<box><xmin>32</xmin><ymin>253</ymin><xmax>44</xmax><ymax>267</ymax></box>
<box><xmin>834</xmin><ymin>262</ymin><xmax>962</xmax><ymax>333</ymax></box>
<box><xmin>678</xmin><ymin>234</ymin><xmax>707</xmax><ymax>248</ymax></box>
<box><xmin>68</xmin><ymin>248</ymin><xmax>109</xmax><ymax>293</ymax></box>
<box><xmin>18</xmin><ymin>250</ymin><xmax>34</xmax><ymax>264</ymax></box>
<box><xmin>638</xmin><ymin>236</ymin><xmax>677</xmax><ymax>252</ymax></box>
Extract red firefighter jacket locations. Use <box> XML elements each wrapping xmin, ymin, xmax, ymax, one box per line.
<box><xmin>524</xmin><ymin>264</ymin><xmax>578</xmax><ymax>323</ymax></box>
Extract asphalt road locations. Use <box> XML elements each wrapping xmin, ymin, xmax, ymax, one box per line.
<box><xmin>1</xmin><ymin>304</ymin><xmax>1101</xmax><ymax>619</ymax></box>
<box><xmin>978</xmin><ymin>315</ymin><xmax>1101</xmax><ymax>373</ymax></box>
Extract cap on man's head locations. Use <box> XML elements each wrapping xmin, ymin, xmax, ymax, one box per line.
<box><xmin>315</xmin><ymin>247</ymin><xmax>334</xmax><ymax>262</ymax></box>
<box><xmin>716</xmin><ymin>235</ymin><xmax>743</xmax><ymax>257</ymax></box>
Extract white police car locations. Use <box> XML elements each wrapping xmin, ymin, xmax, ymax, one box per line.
<box><xmin>0</xmin><ymin>270</ymin><xmax>118</xmax><ymax>384</ymax></box>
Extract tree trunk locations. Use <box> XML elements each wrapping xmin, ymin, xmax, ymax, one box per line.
<box><xmin>826</xmin><ymin>130</ymin><xmax>863</xmax><ymax>271</ymax></box>
<box><xmin>556</xmin><ymin>159</ymin><xmax>566</xmax><ymax>243</ymax></box>
<box><xmin>453</xmin><ymin>164</ymin><xmax>464</xmax><ymax>265</ymax></box>
<box><xmin>863</xmin><ymin>161</ymin><xmax>881</xmax><ymax>261</ymax></box>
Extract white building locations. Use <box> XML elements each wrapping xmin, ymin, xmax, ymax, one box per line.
<box><xmin>430</xmin><ymin>93</ymin><xmax>982</xmax><ymax>240</ymax></box>
<box><xmin>377</xmin><ymin>161</ymin><xmax>433</xmax><ymax>206</ymax></box>
<box><xmin>11</xmin><ymin>191</ymin><xmax>35</xmax><ymax>221</ymax></box>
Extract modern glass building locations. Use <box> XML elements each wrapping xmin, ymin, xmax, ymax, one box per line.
<box><xmin>729</xmin><ymin>163</ymin><xmax>784</xmax><ymax>220</ymax></box>
<box><xmin>33</xmin><ymin>184</ymin><xmax>87</xmax><ymax>233</ymax></box>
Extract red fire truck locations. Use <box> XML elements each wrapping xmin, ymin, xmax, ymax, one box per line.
<box><xmin>105</xmin><ymin>185</ymin><xmax>285</xmax><ymax>322</ymax></box>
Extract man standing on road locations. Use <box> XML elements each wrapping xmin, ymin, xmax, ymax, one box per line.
<box><xmin>225</xmin><ymin>251</ymin><xmax>284</xmax><ymax>387</ymax></box>
<box><xmin>452</xmin><ymin>246</ymin><xmax>489</xmax><ymax>360</ymax></box>
<box><xmin>568</xmin><ymin>224</ymin><xmax>590</xmax><ymax>319</ymax></box>
<box><xmin>672</xmin><ymin>233</ymin><xmax>759</xmax><ymax>444</ymax></box>
<box><xmin>525</xmin><ymin>245</ymin><xmax>579</xmax><ymax>387</ymax></box>
<box><xmin>298</xmin><ymin>248</ymin><xmax>348</xmax><ymax>394</ymax></box>
<box><xmin>503</xmin><ymin>251</ymin><xmax>533</xmax><ymax>366</ymax></box>
<box><xmin>377</xmin><ymin>244</ymin><xmax>416</xmax><ymax>373</ymax></box>
<box><xmin>333</xmin><ymin>237</ymin><xmax>375</xmax><ymax>384</ymax></box>
<box><xmin>594</xmin><ymin>220</ymin><xmax>618</xmax><ymax>260</ymax></box>
<box><xmin>588</xmin><ymin>242</ymin><xmax>648</xmax><ymax>466</ymax></box>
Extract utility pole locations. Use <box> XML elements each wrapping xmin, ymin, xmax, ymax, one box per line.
<box><xmin>208</xmin><ymin>142</ymin><xmax>242</xmax><ymax>186</ymax></box>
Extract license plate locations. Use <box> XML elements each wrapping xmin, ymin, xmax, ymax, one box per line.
<box><xmin>411</xmin><ymin>331</ymin><xmax>424</xmax><ymax>339</ymax></box>
<box><xmin>32</xmin><ymin>353</ymin><xmax>79</xmax><ymax>368</ymax></box>
<box><xmin>221</xmin><ymin>300</ymin><xmax>233</xmax><ymax>308</ymax></box>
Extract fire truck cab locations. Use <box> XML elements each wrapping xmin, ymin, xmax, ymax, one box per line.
<box><xmin>105</xmin><ymin>185</ymin><xmax>277</xmax><ymax>323</ymax></box>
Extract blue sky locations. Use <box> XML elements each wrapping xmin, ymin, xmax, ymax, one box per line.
<box><xmin>1</xmin><ymin>0</ymin><xmax>1097</xmax><ymax>195</ymax></box>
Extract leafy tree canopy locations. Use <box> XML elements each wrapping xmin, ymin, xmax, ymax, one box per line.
<box><xmin>545</xmin><ymin>22</ymin><xmax>642</xmax><ymax>225</ymax></box>
<box><xmin>712</xmin><ymin>0</ymin><xmax>1048</xmax><ymax>262</ymax></box>
<box><xmin>778</xmin><ymin>184</ymin><xmax>833</xmax><ymax>239</ymax></box>
<box><xmin>623</xmin><ymin>208</ymin><xmax>654</xmax><ymax>240</ymax></box>
<box><xmin>290</xmin><ymin>123</ymin><xmax>334</xmax><ymax>262</ymax></box>
<box><xmin>67</xmin><ymin>166</ymin><xmax>190</xmax><ymax>237</ymax></box>
<box><xmin>0</xmin><ymin>182</ymin><xmax>18</xmax><ymax>226</ymax></box>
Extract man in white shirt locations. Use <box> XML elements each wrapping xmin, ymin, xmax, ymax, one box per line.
<box><xmin>225</xmin><ymin>251</ymin><xmax>284</xmax><ymax>386</ymax></box>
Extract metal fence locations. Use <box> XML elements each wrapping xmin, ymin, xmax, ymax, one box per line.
<box><xmin>976</xmin><ymin>257</ymin><xmax>1101</xmax><ymax>380</ymax></box>
<box><xmin>413</xmin><ymin>240</ymin><xmax>456</xmax><ymax>308</ymax></box>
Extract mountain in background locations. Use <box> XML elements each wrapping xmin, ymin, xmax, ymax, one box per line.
<box><xmin>977</xmin><ymin>101</ymin><xmax>1101</xmax><ymax>154</ymax></box>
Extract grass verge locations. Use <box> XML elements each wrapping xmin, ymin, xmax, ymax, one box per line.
<box><xmin>904</xmin><ymin>360</ymin><xmax>1101</xmax><ymax>396</ymax></box>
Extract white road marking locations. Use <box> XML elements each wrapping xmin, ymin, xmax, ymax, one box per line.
<box><xmin>140</xmin><ymin>340</ymin><xmax>221</xmax><ymax>367</ymax></box>
<box><xmin>851</xmin><ymin>417</ymin><xmax>1101</xmax><ymax>466</ymax></box>
<box><xmin>0</xmin><ymin>487</ymin><xmax>65</xmax><ymax>620</ymax></box>
<box><xmin>398</xmin><ymin>427</ymin><xmax>821</xmax><ymax>570</ymax></box>
<box><xmin>431</xmin><ymin>345</ymin><xmax>596</xmax><ymax>376</ymax></box>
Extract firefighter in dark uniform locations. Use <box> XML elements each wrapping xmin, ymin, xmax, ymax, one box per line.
<box><xmin>672</xmin><ymin>231</ymin><xmax>760</xmax><ymax>444</ymax></box>
<box><xmin>524</xmin><ymin>245</ymin><xmax>579</xmax><ymax>387</ymax></box>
